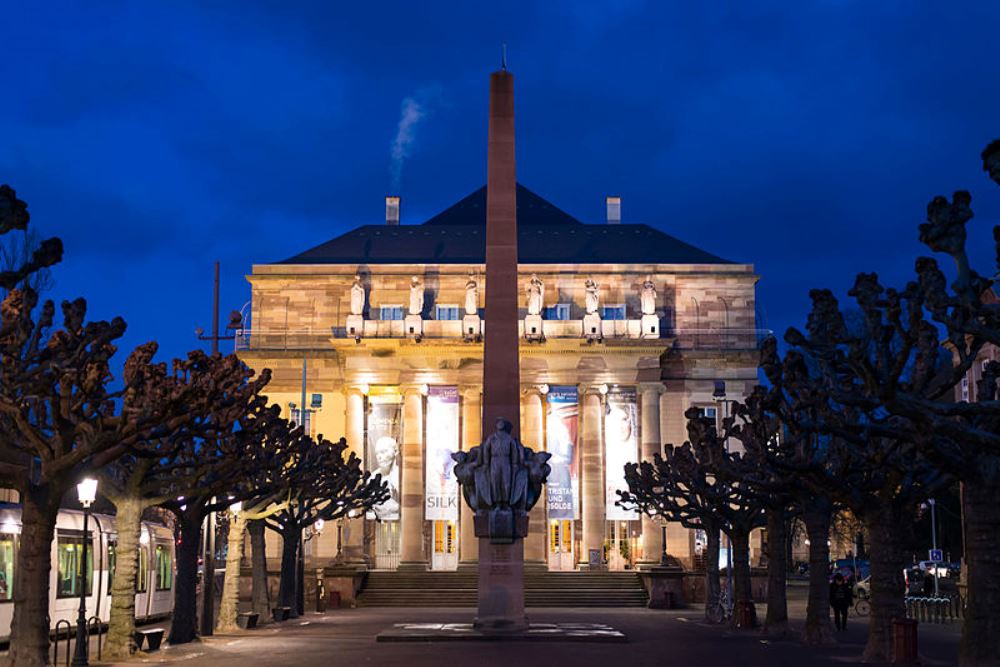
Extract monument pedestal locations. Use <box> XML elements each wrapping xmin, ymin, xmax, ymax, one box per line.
<box><xmin>404</xmin><ymin>314</ymin><xmax>423</xmax><ymax>337</ymax></box>
<box><xmin>640</xmin><ymin>314</ymin><xmax>659</xmax><ymax>339</ymax></box>
<box><xmin>346</xmin><ymin>314</ymin><xmax>364</xmax><ymax>337</ymax></box>
<box><xmin>474</xmin><ymin>538</ymin><xmax>527</xmax><ymax>633</ymax></box>
<box><xmin>583</xmin><ymin>313</ymin><xmax>601</xmax><ymax>339</ymax></box>
<box><xmin>463</xmin><ymin>314</ymin><xmax>481</xmax><ymax>339</ymax></box>
<box><xmin>524</xmin><ymin>314</ymin><xmax>543</xmax><ymax>340</ymax></box>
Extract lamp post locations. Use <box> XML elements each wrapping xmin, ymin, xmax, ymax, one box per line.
<box><xmin>72</xmin><ymin>477</ymin><xmax>98</xmax><ymax>667</ymax></box>
<box><xmin>929</xmin><ymin>498</ymin><xmax>939</xmax><ymax>597</ymax></box>
<box><xmin>712</xmin><ymin>381</ymin><xmax>734</xmax><ymax>604</ymax></box>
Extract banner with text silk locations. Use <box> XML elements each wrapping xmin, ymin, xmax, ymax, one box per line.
<box><xmin>425</xmin><ymin>386</ymin><xmax>459</xmax><ymax>521</ymax></box>
<box><xmin>546</xmin><ymin>386</ymin><xmax>579</xmax><ymax>520</ymax></box>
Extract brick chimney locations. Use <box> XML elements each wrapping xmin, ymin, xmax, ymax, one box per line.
<box><xmin>606</xmin><ymin>196</ymin><xmax>621</xmax><ymax>224</ymax></box>
<box><xmin>385</xmin><ymin>196</ymin><xmax>400</xmax><ymax>225</ymax></box>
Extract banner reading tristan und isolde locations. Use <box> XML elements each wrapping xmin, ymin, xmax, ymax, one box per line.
<box><xmin>545</xmin><ymin>386</ymin><xmax>579</xmax><ymax>520</ymax></box>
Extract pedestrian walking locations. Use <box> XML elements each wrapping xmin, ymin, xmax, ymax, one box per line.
<box><xmin>830</xmin><ymin>572</ymin><xmax>854</xmax><ymax>631</ymax></box>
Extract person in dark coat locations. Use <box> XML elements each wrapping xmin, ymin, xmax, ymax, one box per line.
<box><xmin>830</xmin><ymin>572</ymin><xmax>854</xmax><ymax>631</ymax></box>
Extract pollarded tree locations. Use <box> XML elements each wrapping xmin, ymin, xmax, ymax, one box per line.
<box><xmin>619</xmin><ymin>407</ymin><xmax>765</xmax><ymax>626</ymax></box>
<box><xmin>264</xmin><ymin>435</ymin><xmax>388</xmax><ymax>617</ymax></box>
<box><xmin>98</xmin><ymin>354</ymin><xmax>271</xmax><ymax>659</ymax></box>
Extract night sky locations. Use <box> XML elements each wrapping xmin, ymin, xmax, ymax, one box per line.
<box><xmin>3</xmin><ymin>2</ymin><xmax>999</xmax><ymax>365</ymax></box>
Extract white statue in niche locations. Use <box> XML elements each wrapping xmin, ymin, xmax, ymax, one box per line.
<box><xmin>409</xmin><ymin>276</ymin><xmax>424</xmax><ymax>316</ymax></box>
<box><xmin>350</xmin><ymin>274</ymin><xmax>365</xmax><ymax>316</ymax></box>
<box><xmin>526</xmin><ymin>274</ymin><xmax>544</xmax><ymax>315</ymax></box>
<box><xmin>585</xmin><ymin>277</ymin><xmax>600</xmax><ymax>315</ymax></box>
<box><xmin>465</xmin><ymin>274</ymin><xmax>479</xmax><ymax>315</ymax></box>
<box><xmin>641</xmin><ymin>277</ymin><xmax>657</xmax><ymax>315</ymax></box>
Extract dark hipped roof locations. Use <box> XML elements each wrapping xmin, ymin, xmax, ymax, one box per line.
<box><xmin>278</xmin><ymin>183</ymin><xmax>732</xmax><ymax>265</ymax></box>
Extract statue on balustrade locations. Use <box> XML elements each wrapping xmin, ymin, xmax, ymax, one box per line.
<box><xmin>409</xmin><ymin>276</ymin><xmax>424</xmax><ymax>316</ymax></box>
<box><xmin>465</xmin><ymin>274</ymin><xmax>479</xmax><ymax>315</ymax></box>
<box><xmin>350</xmin><ymin>274</ymin><xmax>365</xmax><ymax>316</ymax></box>
<box><xmin>585</xmin><ymin>277</ymin><xmax>600</xmax><ymax>315</ymax></box>
<box><xmin>641</xmin><ymin>277</ymin><xmax>657</xmax><ymax>315</ymax></box>
<box><xmin>526</xmin><ymin>274</ymin><xmax>544</xmax><ymax>316</ymax></box>
<box><xmin>452</xmin><ymin>418</ymin><xmax>551</xmax><ymax>543</ymax></box>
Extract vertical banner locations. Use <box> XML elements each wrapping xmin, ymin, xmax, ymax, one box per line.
<box><xmin>366</xmin><ymin>395</ymin><xmax>402</xmax><ymax>520</ymax></box>
<box><xmin>425</xmin><ymin>386</ymin><xmax>459</xmax><ymax>521</ymax></box>
<box><xmin>605</xmin><ymin>387</ymin><xmax>639</xmax><ymax>520</ymax></box>
<box><xmin>545</xmin><ymin>386</ymin><xmax>579</xmax><ymax>520</ymax></box>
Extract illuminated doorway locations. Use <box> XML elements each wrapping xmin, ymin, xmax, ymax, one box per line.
<box><xmin>607</xmin><ymin>520</ymin><xmax>637</xmax><ymax>571</ymax></box>
<box><xmin>431</xmin><ymin>520</ymin><xmax>458</xmax><ymax>570</ymax></box>
<box><xmin>374</xmin><ymin>521</ymin><xmax>400</xmax><ymax>570</ymax></box>
<box><xmin>548</xmin><ymin>519</ymin><xmax>575</xmax><ymax>571</ymax></box>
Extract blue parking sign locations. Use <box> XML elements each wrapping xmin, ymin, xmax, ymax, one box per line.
<box><xmin>929</xmin><ymin>549</ymin><xmax>943</xmax><ymax>562</ymax></box>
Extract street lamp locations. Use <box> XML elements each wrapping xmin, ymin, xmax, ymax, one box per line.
<box><xmin>72</xmin><ymin>477</ymin><xmax>98</xmax><ymax>667</ymax></box>
<box><xmin>711</xmin><ymin>381</ymin><xmax>735</xmax><ymax>606</ymax></box>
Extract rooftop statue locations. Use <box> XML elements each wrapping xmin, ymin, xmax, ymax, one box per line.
<box><xmin>350</xmin><ymin>274</ymin><xmax>365</xmax><ymax>316</ymax></box>
<box><xmin>526</xmin><ymin>274</ymin><xmax>544</xmax><ymax>316</ymax></box>
<box><xmin>641</xmin><ymin>276</ymin><xmax>657</xmax><ymax>316</ymax></box>
<box><xmin>409</xmin><ymin>275</ymin><xmax>424</xmax><ymax>316</ymax></box>
<box><xmin>452</xmin><ymin>418</ymin><xmax>551</xmax><ymax>542</ymax></box>
<box><xmin>585</xmin><ymin>277</ymin><xmax>600</xmax><ymax>315</ymax></box>
<box><xmin>465</xmin><ymin>274</ymin><xmax>479</xmax><ymax>315</ymax></box>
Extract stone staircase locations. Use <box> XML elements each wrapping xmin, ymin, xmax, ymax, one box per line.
<box><xmin>357</xmin><ymin>566</ymin><xmax>649</xmax><ymax>607</ymax></box>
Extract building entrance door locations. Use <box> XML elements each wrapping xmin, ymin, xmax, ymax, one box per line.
<box><xmin>607</xmin><ymin>520</ymin><xmax>637</xmax><ymax>571</ymax></box>
<box><xmin>374</xmin><ymin>521</ymin><xmax>400</xmax><ymax>570</ymax></box>
<box><xmin>547</xmin><ymin>520</ymin><xmax>575</xmax><ymax>571</ymax></box>
<box><xmin>430</xmin><ymin>520</ymin><xmax>458</xmax><ymax>570</ymax></box>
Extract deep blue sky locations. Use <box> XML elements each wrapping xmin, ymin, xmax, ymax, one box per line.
<box><xmin>3</xmin><ymin>2</ymin><xmax>999</xmax><ymax>364</ymax></box>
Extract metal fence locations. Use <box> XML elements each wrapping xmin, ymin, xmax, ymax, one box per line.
<box><xmin>904</xmin><ymin>595</ymin><xmax>966</xmax><ymax>623</ymax></box>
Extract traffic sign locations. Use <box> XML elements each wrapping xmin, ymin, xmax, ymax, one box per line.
<box><xmin>929</xmin><ymin>549</ymin><xmax>943</xmax><ymax>562</ymax></box>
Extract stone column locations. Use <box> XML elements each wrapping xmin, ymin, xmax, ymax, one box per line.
<box><xmin>399</xmin><ymin>386</ymin><xmax>426</xmax><ymax>567</ymax></box>
<box><xmin>661</xmin><ymin>384</ymin><xmax>693</xmax><ymax>565</ymax></box>
<box><xmin>459</xmin><ymin>386</ymin><xmax>482</xmax><ymax>564</ymax></box>
<box><xmin>580</xmin><ymin>386</ymin><xmax>605</xmax><ymax>568</ymax></box>
<box><xmin>639</xmin><ymin>383</ymin><xmax>664</xmax><ymax>564</ymax></box>
<box><xmin>522</xmin><ymin>388</ymin><xmax>546</xmax><ymax>563</ymax></box>
<box><xmin>343</xmin><ymin>386</ymin><xmax>367</xmax><ymax>562</ymax></box>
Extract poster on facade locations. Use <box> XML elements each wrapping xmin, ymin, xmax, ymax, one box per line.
<box><xmin>366</xmin><ymin>396</ymin><xmax>402</xmax><ymax>520</ymax></box>
<box><xmin>605</xmin><ymin>386</ymin><xmax>639</xmax><ymax>521</ymax></box>
<box><xmin>546</xmin><ymin>386</ymin><xmax>579</xmax><ymax>520</ymax></box>
<box><xmin>425</xmin><ymin>386</ymin><xmax>459</xmax><ymax>521</ymax></box>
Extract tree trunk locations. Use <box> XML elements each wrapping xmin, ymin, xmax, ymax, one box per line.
<box><xmin>960</xmin><ymin>478</ymin><xmax>1000</xmax><ymax>666</ymax></box>
<box><xmin>704</xmin><ymin>521</ymin><xmax>722</xmax><ymax>622</ymax></box>
<box><xmin>862</xmin><ymin>504</ymin><xmax>907</xmax><ymax>663</ymax></box>
<box><xmin>763</xmin><ymin>508</ymin><xmax>789</xmax><ymax>636</ymax></box>
<box><xmin>104</xmin><ymin>495</ymin><xmax>144</xmax><ymax>659</ymax></box>
<box><xmin>277</xmin><ymin>525</ymin><xmax>300</xmax><ymax>616</ymax></box>
<box><xmin>249</xmin><ymin>520</ymin><xmax>271</xmax><ymax>620</ymax></box>
<box><xmin>216</xmin><ymin>511</ymin><xmax>246</xmax><ymax>633</ymax></box>
<box><xmin>168</xmin><ymin>510</ymin><xmax>202</xmax><ymax>645</ymax></box>
<box><xmin>785</xmin><ymin>517</ymin><xmax>796</xmax><ymax>574</ymax></box>
<box><xmin>729</xmin><ymin>525</ymin><xmax>757</xmax><ymax>628</ymax></box>
<box><xmin>801</xmin><ymin>507</ymin><xmax>835</xmax><ymax>645</ymax></box>
<box><xmin>8</xmin><ymin>483</ymin><xmax>59</xmax><ymax>667</ymax></box>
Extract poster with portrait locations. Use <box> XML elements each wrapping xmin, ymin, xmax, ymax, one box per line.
<box><xmin>605</xmin><ymin>386</ymin><xmax>639</xmax><ymax>521</ymax></box>
<box><xmin>366</xmin><ymin>395</ymin><xmax>402</xmax><ymax>520</ymax></box>
<box><xmin>425</xmin><ymin>386</ymin><xmax>459</xmax><ymax>521</ymax></box>
<box><xmin>545</xmin><ymin>386</ymin><xmax>579</xmax><ymax>520</ymax></box>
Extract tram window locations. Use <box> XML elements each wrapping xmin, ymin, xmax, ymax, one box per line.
<box><xmin>136</xmin><ymin>545</ymin><xmax>149</xmax><ymax>593</ymax></box>
<box><xmin>107</xmin><ymin>541</ymin><xmax>116</xmax><ymax>595</ymax></box>
<box><xmin>0</xmin><ymin>533</ymin><xmax>15</xmax><ymax>601</ymax></box>
<box><xmin>155</xmin><ymin>544</ymin><xmax>172</xmax><ymax>590</ymax></box>
<box><xmin>56</xmin><ymin>535</ymin><xmax>93</xmax><ymax>598</ymax></box>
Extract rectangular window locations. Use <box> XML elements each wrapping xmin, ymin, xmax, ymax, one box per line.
<box><xmin>107</xmin><ymin>541</ymin><xmax>116</xmax><ymax>595</ymax></box>
<box><xmin>0</xmin><ymin>533</ymin><xmax>15</xmax><ymax>601</ymax></box>
<box><xmin>136</xmin><ymin>545</ymin><xmax>149</xmax><ymax>593</ymax></box>
<box><xmin>601</xmin><ymin>305</ymin><xmax>626</xmax><ymax>320</ymax></box>
<box><xmin>961</xmin><ymin>376</ymin><xmax>970</xmax><ymax>402</ymax></box>
<box><xmin>701</xmin><ymin>406</ymin><xmax>718</xmax><ymax>419</ymax></box>
<box><xmin>379</xmin><ymin>305</ymin><xmax>404</xmax><ymax>321</ymax></box>
<box><xmin>155</xmin><ymin>544</ymin><xmax>172</xmax><ymax>591</ymax></box>
<box><xmin>56</xmin><ymin>534</ymin><xmax>93</xmax><ymax>598</ymax></box>
<box><xmin>545</xmin><ymin>303</ymin><xmax>570</xmax><ymax>320</ymax></box>
<box><xmin>435</xmin><ymin>305</ymin><xmax>460</xmax><ymax>321</ymax></box>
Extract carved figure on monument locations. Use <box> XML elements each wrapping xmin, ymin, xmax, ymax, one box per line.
<box><xmin>526</xmin><ymin>274</ymin><xmax>544</xmax><ymax>315</ymax></box>
<box><xmin>641</xmin><ymin>276</ymin><xmax>657</xmax><ymax>315</ymax></box>
<box><xmin>409</xmin><ymin>275</ymin><xmax>424</xmax><ymax>316</ymax></box>
<box><xmin>584</xmin><ymin>277</ymin><xmax>600</xmax><ymax>315</ymax></box>
<box><xmin>465</xmin><ymin>274</ymin><xmax>479</xmax><ymax>315</ymax></box>
<box><xmin>350</xmin><ymin>274</ymin><xmax>365</xmax><ymax>316</ymax></box>
<box><xmin>451</xmin><ymin>418</ymin><xmax>551</xmax><ymax>541</ymax></box>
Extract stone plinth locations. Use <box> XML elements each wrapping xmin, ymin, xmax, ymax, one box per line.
<box><xmin>638</xmin><ymin>566</ymin><xmax>687</xmax><ymax>609</ymax></box>
<box><xmin>640</xmin><ymin>314</ymin><xmax>659</xmax><ymax>339</ymax></box>
<box><xmin>462</xmin><ymin>314</ymin><xmax>481</xmax><ymax>338</ymax></box>
<box><xmin>583</xmin><ymin>313</ymin><xmax>601</xmax><ymax>339</ymax></box>
<box><xmin>523</xmin><ymin>314</ymin><xmax>543</xmax><ymax>340</ymax></box>
<box><xmin>404</xmin><ymin>314</ymin><xmax>423</xmax><ymax>337</ymax></box>
<box><xmin>475</xmin><ymin>538</ymin><xmax>527</xmax><ymax>633</ymax></box>
<box><xmin>346</xmin><ymin>314</ymin><xmax>364</xmax><ymax>337</ymax></box>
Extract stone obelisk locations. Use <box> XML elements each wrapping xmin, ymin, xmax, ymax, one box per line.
<box><xmin>476</xmin><ymin>65</ymin><xmax>525</xmax><ymax>632</ymax></box>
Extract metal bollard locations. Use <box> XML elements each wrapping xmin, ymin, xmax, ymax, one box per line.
<box><xmin>53</xmin><ymin>619</ymin><xmax>72</xmax><ymax>667</ymax></box>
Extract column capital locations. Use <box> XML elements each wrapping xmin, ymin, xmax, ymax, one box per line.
<box><xmin>521</xmin><ymin>384</ymin><xmax>548</xmax><ymax>397</ymax></box>
<box><xmin>344</xmin><ymin>383</ymin><xmax>370</xmax><ymax>397</ymax></box>
<box><xmin>460</xmin><ymin>385</ymin><xmax>483</xmax><ymax>401</ymax></box>
<box><xmin>638</xmin><ymin>382</ymin><xmax>666</xmax><ymax>396</ymax></box>
<box><xmin>578</xmin><ymin>383</ymin><xmax>608</xmax><ymax>397</ymax></box>
<box><xmin>399</xmin><ymin>383</ymin><xmax>428</xmax><ymax>398</ymax></box>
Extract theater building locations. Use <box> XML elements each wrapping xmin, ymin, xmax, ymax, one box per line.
<box><xmin>237</xmin><ymin>77</ymin><xmax>763</xmax><ymax>574</ymax></box>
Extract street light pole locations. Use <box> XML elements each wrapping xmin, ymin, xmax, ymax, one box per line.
<box><xmin>930</xmin><ymin>498</ymin><xmax>939</xmax><ymax>597</ymax></box>
<box><xmin>712</xmin><ymin>381</ymin><xmax>734</xmax><ymax>603</ymax></box>
<box><xmin>72</xmin><ymin>478</ymin><xmax>98</xmax><ymax>667</ymax></box>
